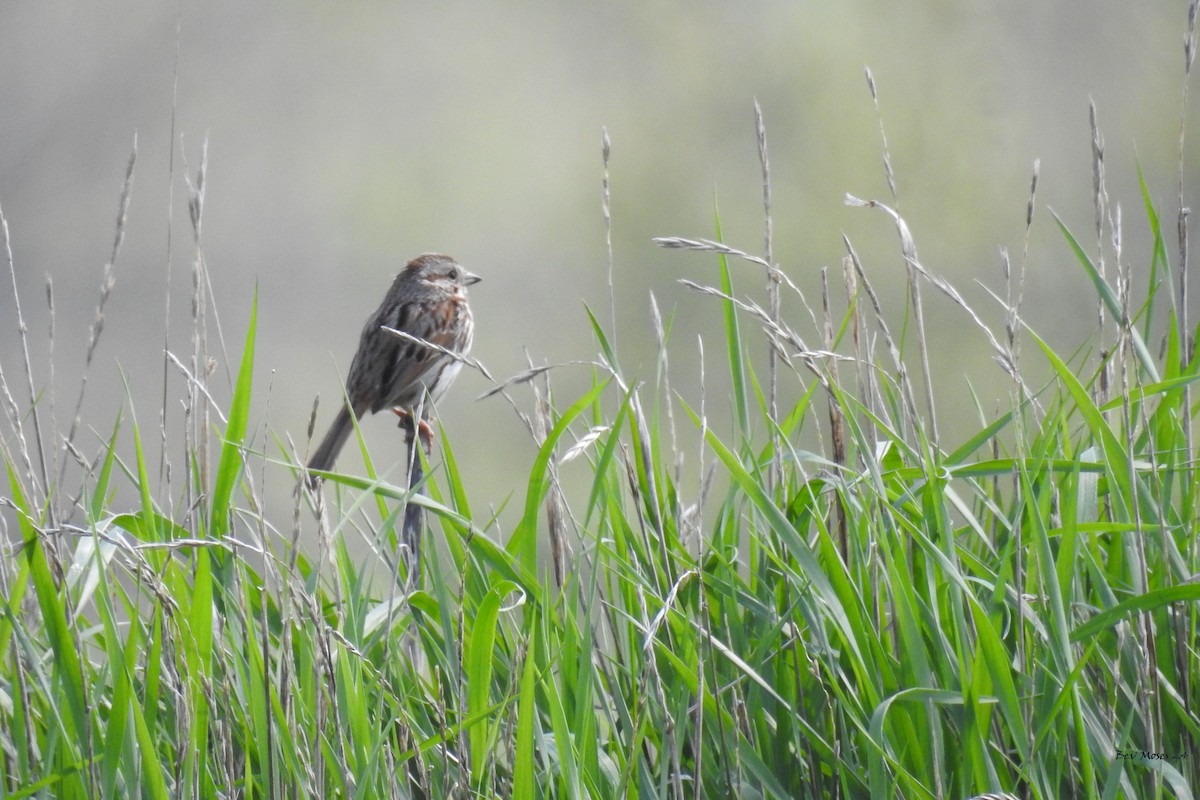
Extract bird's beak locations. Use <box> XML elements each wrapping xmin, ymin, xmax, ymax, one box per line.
<box><xmin>462</xmin><ymin>269</ymin><xmax>482</xmax><ymax>286</ymax></box>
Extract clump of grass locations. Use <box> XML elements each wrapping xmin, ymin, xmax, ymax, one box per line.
<box><xmin>4</xmin><ymin>9</ymin><xmax>1200</xmax><ymax>799</ymax></box>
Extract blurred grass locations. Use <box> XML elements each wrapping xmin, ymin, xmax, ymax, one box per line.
<box><xmin>4</xmin><ymin>14</ymin><xmax>1200</xmax><ymax>797</ymax></box>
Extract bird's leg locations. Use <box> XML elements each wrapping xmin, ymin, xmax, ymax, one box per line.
<box><xmin>392</xmin><ymin>408</ymin><xmax>434</xmax><ymax>456</ymax></box>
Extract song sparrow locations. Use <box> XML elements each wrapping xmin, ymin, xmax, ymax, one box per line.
<box><xmin>307</xmin><ymin>253</ymin><xmax>479</xmax><ymax>479</ymax></box>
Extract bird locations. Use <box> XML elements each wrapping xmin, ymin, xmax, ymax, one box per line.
<box><xmin>306</xmin><ymin>253</ymin><xmax>479</xmax><ymax>481</ymax></box>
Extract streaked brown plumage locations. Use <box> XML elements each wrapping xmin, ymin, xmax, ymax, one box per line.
<box><xmin>307</xmin><ymin>253</ymin><xmax>479</xmax><ymax>478</ymax></box>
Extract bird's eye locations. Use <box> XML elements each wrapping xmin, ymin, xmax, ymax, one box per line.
<box><xmin>448</xmin><ymin>267</ymin><xmax>459</xmax><ymax>281</ymax></box>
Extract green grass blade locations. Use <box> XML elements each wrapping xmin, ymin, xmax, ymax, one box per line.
<box><xmin>211</xmin><ymin>286</ymin><xmax>258</xmax><ymax>539</ymax></box>
<box><xmin>712</xmin><ymin>202</ymin><xmax>750</xmax><ymax>441</ymax></box>
<box><xmin>466</xmin><ymin>579</ymin><xmax>517</xmax><ymax>787</ymax></box>
<box><xmin>1070</xmin><ymin>583</ymin><xmax>1200</xmax><ymax>643</ymax></box>
<box><xmin>1051</xmin><ymin>211</ymin><xmax>1158</xmax><ymax>381</ymax></box>
<box><xmin>513</xmin><ymin>616</ymin><xmax>540</xmax><ymax>800</ymax></box>
<box><xmin>508</xmin><ymin>378</ymin><xmax>611</xmax><ymax>576</ymax></box>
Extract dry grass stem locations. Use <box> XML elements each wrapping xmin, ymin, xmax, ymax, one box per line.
<box><xmin>382</xmin><ymin>327</ymin><xmax>495</xmax><ymax>385</ymax></box>
<box><xmin>476</xmin><ymin>364</ymin><xmax>555</xmax><ymax>400</ymax></box>
<box><xmin>844</xmin><ymin>197</ymin><xmax>937</xmax><ymax>440</ymax></box>
<box><xmin>654</xmin><ymin>236</ymin><xmax>769</xmax><ymax>269</ymax></box>
<box><xmin>821</xmin><ymin>267</ymin><xmax>848</xmax><ymax>561</ymax></box>
<box><xmin>649</xmin><ymin>291</ymin><xmax>682</xmax><ymax>485</ymax></box>
<box><xmin>1007</xmin><ymin>158</ymin><xmax>1040</xmax><ymax>386</ymax></box>
<box><xmin>1178</xmin><ymin>4</ymin><xmax>1198</xmax><ymax>486</ymax></box>
<box><xmin>865</xmin><ymin>66</ymin><xmax>898</xmax><ymax>203</ymax></box>
<box><xmin>842</xmin><ymin>254</ymin><xmax>874</xmax><ymax>446</ymax></box>
<box><xmin>656</xmin><ymin>235</ymin><xmax>823</xmax><ymax>350</ymax></box>
<box><xmin>841</xmin><ymin>234</ymin><xmax>919</xmax><ymax>435</ymax></box>
<box><xmin>532</xmin><ymin>379</ymin><xmax>568</xmax><ymax>589</ymax></box>
<box><xmin>399</xmin><ymin>416</ymin><xmax>425</xmax><ymax>590</ymax></box>
<box><xmin>755</xmin><ymin>101</ymin><xmax>785</xmax><ymax>498</ymax></box>
<box><xmin>184</xmin><ymin>139</ymin><xmax>213</xmax><ymax>511</ymax></box>
<box><xmin>675</xmin><ymin>279</ymin><xmax>851</xmax><ymax>377</ymax></box>
<box><xmin>1089</xmin><ymin>101</ymin><xmax>1113</xmax><ymax>405</ymax></box>
<box><xmin>159</xmin><ymin>17</ymin><xmax>184</xmax><ymax>486</ymax></box>
<box><xmin>62</xmin><ymin>137</ymin><xmax>137</xmax><ymax>491</ymax></box>
<box><xmin>602</xmin><ymin>127</ymin><xmax>616</xmax><ymax>348</ymax></box>
<box><xmin>45</xmin><ymin>276</ymin><xmax>57</xmax><ymax>489</ymax></box>
<box><xmin>1</xmin><ymin>202</ymin><xmax>52</xmax><ymax>510</ymax></box>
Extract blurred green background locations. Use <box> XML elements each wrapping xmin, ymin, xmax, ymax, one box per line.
<box><xmin>1</xmin><ymin>2</ymin><xmax>1195</xmax><ymax>521</ymax></box>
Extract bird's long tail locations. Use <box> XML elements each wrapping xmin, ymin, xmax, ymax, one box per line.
<box><xmin>307</xmin><ymin>405</ymin><xmax>356</xmax><ymax>477</ymax></box>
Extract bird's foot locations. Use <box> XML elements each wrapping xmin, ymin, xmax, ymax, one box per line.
<box><xmin>392</xmin><ymin>408</ymin><xmax>434</xmax><ymax>455</ymax></box>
